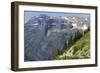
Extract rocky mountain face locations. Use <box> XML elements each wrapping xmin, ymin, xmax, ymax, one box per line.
<box><xmin>24</xmin><ymin>14</ymin><xmax>90</xmax><ymax>61</ymax></box>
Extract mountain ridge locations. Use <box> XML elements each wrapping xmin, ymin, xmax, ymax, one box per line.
<box><xmin>24</xmin><ymin>14</ymin><xmax>90</xmax><ymax>61</ymax></box>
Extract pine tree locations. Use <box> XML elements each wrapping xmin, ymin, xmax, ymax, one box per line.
<box><xmin>61</xmin><ymin>41</ymin><xmax>68</xmax><ymax>54</ymax></box>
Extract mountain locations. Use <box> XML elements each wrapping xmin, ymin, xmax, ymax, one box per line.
<box><xmin>24</xmin><ymin>14</ymin><xmax>90</xmax><ymax>61</ymax></box>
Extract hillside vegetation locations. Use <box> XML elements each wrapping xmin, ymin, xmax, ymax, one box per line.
<box><xmin>54</xmin><ymin>31</ymin><xmax>90</xmax><ymax>60</ymax></box>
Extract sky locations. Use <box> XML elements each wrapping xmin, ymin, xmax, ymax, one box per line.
<box><xmin>24</xmin><ymin>11</ymin><xmax>90</xmax><ymax>23</ymax></box>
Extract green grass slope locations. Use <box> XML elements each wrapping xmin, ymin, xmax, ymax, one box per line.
<box><xmin>54</xmin><ymin>31</ymin><xmax>90</xmax><ymax>60</ymax></box>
